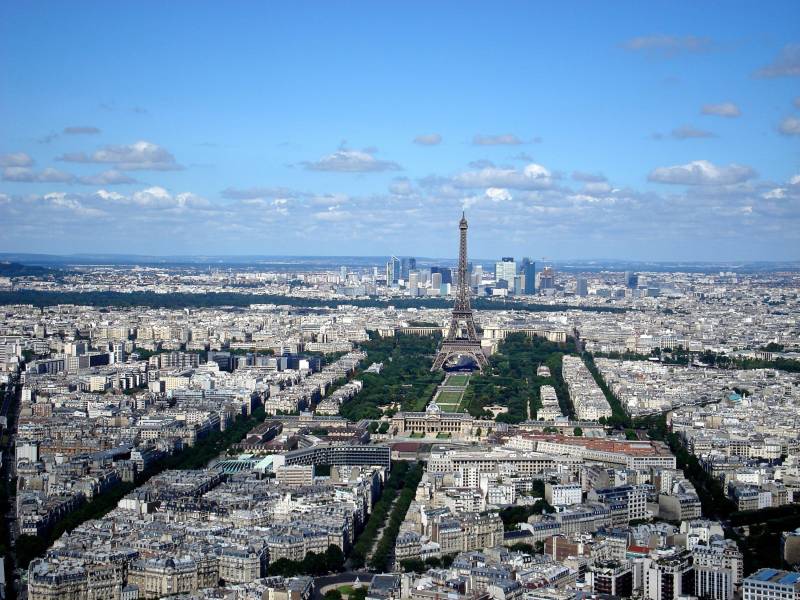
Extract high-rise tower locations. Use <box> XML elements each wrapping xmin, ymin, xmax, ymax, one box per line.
<box><xmin>431</xmin><ymin>213</ymin><xmax>489</xmax><ymax>372</ymax></box>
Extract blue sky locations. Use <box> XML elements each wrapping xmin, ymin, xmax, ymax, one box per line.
<box><xmin>1</xmin><ymin>1</ymin><xmax>799</xmax><ymax>260</ymax></box>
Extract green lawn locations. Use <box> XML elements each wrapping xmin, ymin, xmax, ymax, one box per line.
<box><xmin>437</xmin><ymin>390</ymin><xmax>463</xmax><ymax>404</ymax></box>
<box><xmin>446</xmin><ymin>374</ymin><xmax>470</xmax><ymax>387</ymax></box>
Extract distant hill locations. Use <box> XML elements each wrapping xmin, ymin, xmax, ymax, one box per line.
<box><xmin>0</xmin><ymin>261</ymin><xmax>61</xmax><ymax>277</ymax></box>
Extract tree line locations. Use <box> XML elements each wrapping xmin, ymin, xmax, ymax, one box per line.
<box><xmin>0</xmin><ymin>289</ymin><xmax>625</xmax><ymax>314</ymax></box>
<box><xmin>368</xmin><ymin>462</ymin><xmax>425</xmax><ymax>571</ymax></box>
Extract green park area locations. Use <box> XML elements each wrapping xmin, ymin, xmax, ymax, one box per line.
<box><xmin>436</xmin><ymin>389</ymin><xmax>464</xmax><ymax>407</ymax></box>
<box><xmin>462</xmin><ymin>332</ymin><xmax>578</xmax><ymax>423</ymax></box>
<box><xmin>339</xmin><ymin>332</ymin><xmax>580</xmax><ymax>424</ymax></box>
<box><xmin>445</xmin><ymin>374</ymin><xmax>470</xmax><ymax>387</ymax></box>
<box><xmin>338</xmin><ymin>333</ymin><xmax>444</xmax><ymax>420</ymax></box>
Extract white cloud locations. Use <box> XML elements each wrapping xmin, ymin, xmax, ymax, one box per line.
<box><xmin>622</xmin><ymin>34</ymin><xmax>711</xmax><ymax>56</ymax></box>
<box><xmin>754</xmin><ymin>44</ymin><xmax>800</xmax><ymax>78</ymax></box>
<box><xmin>584</xmin><ymin>181</ymin><xmax>613</xmax><ymax>195</ymax></box>
<box><xmin>572</xmin><ymin>171</ymin><xmax>607</xmax><ymax>183</ymax></box>
<box><xmin>0</xmin><ymin>152</ymin><xmax>34</xmax><ymax>167</ymax></box>
<box><xmin>39</xmin><ymin>168</ymin><xmax>76</xmax><ymax>183</ymax></box>
<box><xmin>41</xmin><ymin>192</ymin><xmax>106</xmax><ymax>217</ymax></box>
<box><xmin>648</xmin><ymin>160</ymin><xmax>756</xmax><ymax>185</ymax></box>
<box><xmin>302</xmin><ymin>149</ymin><xmax>401</xmax><ymax>172</ymax></box>
<box><xmin>453</xmin><ymin>163</ymin><xmax>553</xmax><ymax>190</ymax></box>
<box><xmin>77</xmin><ymin>170</ymin><xmax>137</xmax><ymax>185</ymax></box>
<box><xmin>314</xmin><ymin>207</ymin><xmax>350</xmax><ymax>221</ymax></box>
<box><xmin>59</xmin><ymin>141</ymin><xmax>182</xmax><ymax>171</ymax></box>
<box><xmin>413</xmin><ymin>133</ymin><xmax>442</xmax><ymax>146</ymax></box>
<box><xmin>485</xmin><ymin>187</ymin><xmax>512</xmax><ymax>202</ymax></box>
<box><xmin>701</xmin><ymin>102</ymin><xmax>741</xmax><ymax>118</ymax></box>
<box><xmin>671</xmin><ymin>125</ymin><xmax>716</xmax><ymax>139</ymax></box>
<box><xmin>221</xmin><ymin>186</ymin><xmax>300</xmax><ymax>200</ymax></box>
<box><xmin>389</xmin><ymin>178</ymin><xmax>414</xmax><ymax>196</ymax></box>
<box><xmin>95</xmin><ymin>186</ymin><xmax>209</xmax><ymax>209</ymax></box>
<box><xmin>2</xmin><ymin>166</ymin><xmax>75</xmax><ymax>183</ymax></box>
<box><xmin>472</xmin><ymin>133</ymin><xmax>523</xmax><ymax>146</ymax></box>
<box><xmin>779</xmin><ymin>116</ymin><xmax>800</xmax><ymax>136</ymax></box>
<box><xmin>763</xmin><ymin>188</ymin><xmax>786</xmax><ymax>200</ymax></box>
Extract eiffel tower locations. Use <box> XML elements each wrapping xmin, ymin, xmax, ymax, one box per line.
<box><xmin>431</xmin><ymin>213</ymin><xmax>490</xmax><ymax>372</ymax></box>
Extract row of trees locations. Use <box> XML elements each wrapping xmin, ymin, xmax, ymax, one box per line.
<box><xmin>324</xmin><ymin>588</ymin><xmax>367</xmax><ymax>600</ymax></box>
<box><xmin>368</xmin><ymin>421</ymin><xmax>390</xmax><ymax>434</ymax></box>
<box><xmin>369</xmin><ymin>462</ymin><xmax>425</xmax><ymax>571</ymax></box>
<box><xmin>726</xmin><ymin>505</ymin><xmax>800</xmax><ymax>574</ymax></box>
<box><xmin>462</xmin><ymin>333</ymin><xmax>577</xmax><ymax>423</ymax></box>
<box><xmin>349</xmin><ymin>461</ymin><xmax>413</xmax><ymax>568</ymax></box>
<box><xmin>399</xmin><ymin>554</ymin><xmax>456</xmax><ymax>573</ymax></box>
<box><xmin>499</xmin><ymin>499</ymin><xmax>555</xmax><ymax>531</ymax></box>
<box><xmin>592</xmin><ymin>347</ymin><xmax>800</xmax><ymax>374</ymax></box>
<box><xmin>339</xmin><ymin>333</ymin><xmax>443</xmax><ymax>421</ymax></box>
<box><xmin>267</xmin><ymin>544</ymin><xmax>345</xmax><ymax>577</ymax></box>
<box><xmin>582</xmin><ymin>353</ymin><xmax>632</xmax><ymax>429</ymax></box>
<box><xmin>0</xmin><ymin>290</ymin><xmax>625</xmax><ymax>314</ymax></box>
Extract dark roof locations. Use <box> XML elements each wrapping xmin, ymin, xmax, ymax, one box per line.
<box><xmin>391</xmin><ymin>442</ymin><xmax>421</xmax><ymax>452</ymax></box>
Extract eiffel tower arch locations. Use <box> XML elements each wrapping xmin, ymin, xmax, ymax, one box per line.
<box><xmin>431</xmin><ymin>213</ymin><xmax>490</xmax><ymax>372</ymax></box>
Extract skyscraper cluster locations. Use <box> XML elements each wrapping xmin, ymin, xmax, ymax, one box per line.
<box><xmin>491</xmin><ymin>256</ymin><xmax>539</xmax><ymax>296</ymax></box>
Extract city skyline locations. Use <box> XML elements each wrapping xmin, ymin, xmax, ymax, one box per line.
<box><xmin>1</xmin><ymin>1</ymin><xmax>800</xmax><ymax>260</ymax></box>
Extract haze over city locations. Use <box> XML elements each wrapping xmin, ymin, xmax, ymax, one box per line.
<box><xmin>2</xmin><ymin>1</ymin><xmax>799</xmax><ymax>260</ymax></box>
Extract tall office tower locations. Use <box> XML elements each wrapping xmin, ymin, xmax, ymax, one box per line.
<box><xmin>521</xmin><ymin>257</ymin><xmax>536</xmax><ymax>294</ymax></box>
<box><xmin>392</xmin><ymin>257</ymin><xmax>401</xmax><ymax>282</ymax></box>
<box><xmin>495</xmin><ymin>256</ymin><xmax>516</xmax><ymax>286</ymax></box>
<box><xmin>431</xmin><ymin>266</ymin><xmax>452</xmax><ymax>285</ymax></box>
<box><xmin>625</xmin><ymin>271</ymin><xmax>639</xmax><ymax>289</ymax></box>
<box><xmin>472</xmin><ymin>264</ymin><xmax>484</xmax><ymax>286</ymax></box>
<box><xmin>385</xmin><ymin>256</ymin><xmax>400</xmax><ymax>285</ymax></box>
<box><xmin>576</xmin><ymin>277</ymin><xmax>588</xmax><ymax>297</ymax></box>
<box><xmin>513</xmin><ymin>275</ymin><xmax>524</xmax><ymax>295</ymax></box>
<box><xmin>112</xmin><ymin>342</ymin><xmax>126</xmax><ymax>363</ymax></box>
<box><xmin>539</xmin><ymin>265</ymin><xmax>555</xmax><ymax>290</ymax></box>
<box><xmin>339</xmin><ymin>266</ymin><xmax>347</xmax><ymax>283</ymax></box>
<box><xmin>408</xmin><ymin>270</ymin><xmax>419</xmax><ymax>297</ymax></box>
<box><xmin>400</xmin><ymin>257</ymin><xmax>416</xmax><ymax>280</ymax></box>
<box><xmin>431</xmin><ymin>272</ymin><xmax>442</xmax><ymax>291</ymax></box>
